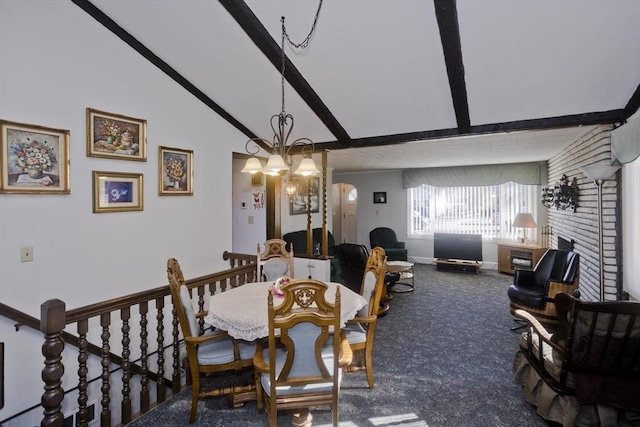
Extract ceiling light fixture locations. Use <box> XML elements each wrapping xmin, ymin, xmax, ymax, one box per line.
<box><xmin>241</xmin><ymin>3</ymin><xmax>324</xmax><ymax>185</ymax></box>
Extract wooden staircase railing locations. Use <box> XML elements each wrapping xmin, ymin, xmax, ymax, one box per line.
<box><xmin>15</xmin><ymin>252</ymin><xmax>256</xmax><ymax>427</ymax></box>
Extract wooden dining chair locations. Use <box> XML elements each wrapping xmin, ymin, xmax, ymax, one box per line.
<box><xmin>342</xmin><ymin>246</ymin><xmax>387</xmax><ymax>388</ymax></box>
<box><xmin>252</xmin><ymin>279</ymin><xmax>353</xmax><ymax>427</ymax></box>
<box><xmin>257</xmin><ymin>238</ymin><xmax>294</xmax><ymax>281</ymax></box>
<box><xmin>167</xmin><ymin>258</ymin><xmax>256</xmax><ymax>423</ymax></box>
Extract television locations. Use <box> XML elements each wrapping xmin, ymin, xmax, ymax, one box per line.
<box><xmin>433</xmin><ymin>233</ymin><xmax>483</xmax><ymax>262</ymax></box>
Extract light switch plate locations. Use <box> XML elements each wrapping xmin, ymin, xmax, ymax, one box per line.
<box><xmin>20</xmin><ymin>246</ymin><xmax>33</xmax><ymax>262</ymax></box>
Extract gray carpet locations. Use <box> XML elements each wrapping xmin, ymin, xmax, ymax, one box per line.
<box><xmin>128</xmin><ymin>264</ymin><xmax>549</xmax><ymax>426</ymax></box>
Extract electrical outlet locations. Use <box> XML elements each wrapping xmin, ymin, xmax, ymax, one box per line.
<box><xmin>20</xmin><ymin>246</ymin><xmax>33</xmax><ymax>262</ymax></box>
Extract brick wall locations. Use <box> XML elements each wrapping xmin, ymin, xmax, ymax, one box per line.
<box><xmin>545</xmin><ymin>124</ymin><xmax>620</xmax><ymax>301</ymax></box>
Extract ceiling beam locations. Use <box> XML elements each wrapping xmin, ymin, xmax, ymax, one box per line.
<box><xmin>219</xmin><ymin>0</ymin><xmax>353</xmax><ymax>148</ymax></box>
<box><xmin>71</xmin><ymin>0</ymin><xmax>259</xmax><ymax>143</ymax></box>
<box><xmin>315</xmin><ymin>109</ymin><xmax>626</xmax><ymax>150</ymax></box>
<box><xmin>433</xmin><ymin>0</ymin><xmax>471</xmax><ymax>133</ymax></box>
<box><xmin>624</xmin><ymin>84</ymin><xmax>640</xmax><ymax>119</ymax></box>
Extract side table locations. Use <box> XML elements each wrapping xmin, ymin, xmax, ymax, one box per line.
<box><xmin>386</xmin><ymin>260</ymin><xmax>415</xmax><ymax>293</ymax></box>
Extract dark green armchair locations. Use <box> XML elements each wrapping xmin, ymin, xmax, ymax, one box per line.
<box><xmin>369</xmin><ymin>227</ymin><xmax>408</xmax><ymax>261</ymax></box>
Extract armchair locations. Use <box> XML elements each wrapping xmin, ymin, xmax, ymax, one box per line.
<box><xmin>252</xmin><ymin>279</ymin><xmax>352</xmax><ymax>426</ymax></box>
<box><xmin>369</xmin><ymin>227</ymin><xmax>408</xmax><ymax>261</ymax></box>
<box><xmin>513</xmin><ymin>292</ymin><xmax>640</xmax><ymax>426</ymax></box>
<box><xmin>507</xmin><ymin>249</ymin><xmax>580</xmax><ymax>327</ymax></box>
<box><xmin>166</xmin><ymin>258</ymin><xmax>255</xmax><ymax>423</ymax></box>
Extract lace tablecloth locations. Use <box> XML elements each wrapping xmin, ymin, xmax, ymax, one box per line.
<box><xmin>204</xmin><ymin>281</ymin><xmax>367</xmax><ymax>341</ymax></box>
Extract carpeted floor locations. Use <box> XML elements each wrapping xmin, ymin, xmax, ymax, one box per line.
<box><xmin>128</xmin><ymin>264</ymin><xmax>550</xmax><ymax>426</ymax></box>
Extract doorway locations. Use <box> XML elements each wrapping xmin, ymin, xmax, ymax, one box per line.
<box><xmin>332</xmin><ymin>183</ymin><xmax>358</xmax><ymax>244</ymax></box>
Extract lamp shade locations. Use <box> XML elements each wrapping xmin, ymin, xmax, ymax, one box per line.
<box><xmin>293</xmin><ymin>157</ymin><xmax>320</xmax><ymax>176</ymax></box>
<box><xmin>264</xmin><ymin>154</ymin><xmax>288</xmax><ymax>175</ymax></box>
<box><xmin>241</xmin><ymin>157</ymin><xmax>263</xmax><ymax>174</ymax></box>
<box><xmin>579</xmin><ymin>164</ymin><xmax>620</xmax><ymax>181</ymax></box>
<box><xmin>512</xmin><ymin>212</ymin><xmax>536</xmax><ymax>228</ymax></box>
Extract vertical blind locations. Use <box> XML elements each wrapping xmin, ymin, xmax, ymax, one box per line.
<box><xmin>408</xmin><ymin>182</ymin><xmax>538</xmax><ymax>240</ymax></box>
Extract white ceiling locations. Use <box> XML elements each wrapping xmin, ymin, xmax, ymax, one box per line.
<box><xmin>87</xmin><ymin>0</ymin><xmax>639</xmax><ymax>173</ymax></box>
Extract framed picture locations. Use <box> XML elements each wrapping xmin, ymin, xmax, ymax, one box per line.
<box><xmin>289</xmin><ymin>177</ymin><xmax>320</xmax><ymax>215</ymax></box>
<box><xmin>159</xmin><ymin>146</ymin><xmax>193</xmax><ymax>196</ymax></box>
<box><xmin>0</xmin><ymin>120</ymin><xmax>70</xmax><ymax>194</ymax></box>
<box><xmin>373</xmin><ymin>191</ymin><xmax>387</xmax><ymax>204</ymax></box>
<box><xmin>251</xmin><ymin>172</ymin><xmax>264</xmax><ymax>186</ymax></box>
<box><xmin>92</xmin><ymin>171</ymin><xmax>143</xmax><ymax>213</ymax></box>
<box><xmin>86</xmin><ymin>108</ymin><xmax>147</xmax><ymax>161</ymax></box>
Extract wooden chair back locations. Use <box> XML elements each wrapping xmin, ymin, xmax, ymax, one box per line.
<box><xmin>167</xmin><ymin>257</ymin><xmax>198</xmax><ymax>339</ymax></box>
<box><xmin>556</xmin><ymin>292</ymin><xmax>640</xmax><ymax>409</ymax></box>
<box><xmin>359</xmin><ymin>247</ymin><xmax>387</xmax><ymax>318</ymax></box>
<box><xmin>257</xmin><ymin>238</ymin><xmax>294</xmax><ymax>281</ymax></box>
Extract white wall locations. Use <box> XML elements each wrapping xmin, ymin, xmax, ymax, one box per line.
<box><xmin>232</xmin><ymin>160</ymin><xmax>267</xmax><ymax>254</ymax></box>
<box><xmin>0</xmin><ymin>1</ymin><xmax>247</xmax><ymax>420</ymax></box>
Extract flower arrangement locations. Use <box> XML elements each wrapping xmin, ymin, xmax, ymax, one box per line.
<box><xmin>11</xmin><ymin>138</ymin><xmax>57</xmax><ymax>175</ymax></box>
<box><xmin>100</xmin><ymin>120</ymin><xmax>122</xmax><ymax>141</ymax></box>
<box><xmin>271</xmin><ymin>276</ymin><xmax>290</xmax><ymax>297</ymax></box>
<box><xmin>165</xmin><ymin>157</ymin><xmax>186</xmax><ymax>183</ymax></box>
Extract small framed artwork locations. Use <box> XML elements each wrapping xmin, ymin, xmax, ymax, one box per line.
<box><xmin>86</xmin><ymin>108</ymin><xmax>147</xmax><ymax>161</ymax></box>
<box><xmin>289</xmin><ymin>177</ymin><xmax>320</xmax><ymax>215</ymax></box>
<box><xmin>0</xmin><ymin>119</ymin><xmax>70</xmax><ymax>194</ymax></box>
<box><xmin>159</xmin><ymin>146</ymin><xmax>193</xmax><ymax>196</ymax></box>
<box><xmin>373</xmin><ymin>191</ymin><xmax>387</xmax><ymax>204</ymax></box>
<box><xmin>92</xmin><ymin>171</ymin><xmax>143</xmax><ymax>213</ymax></box>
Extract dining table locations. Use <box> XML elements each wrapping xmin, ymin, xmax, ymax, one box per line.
<box><xmin>204</xmin><ymin>280</ymin><xmax>368</xmax><ymax>341</ymax></box>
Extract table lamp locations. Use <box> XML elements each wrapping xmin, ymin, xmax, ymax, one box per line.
<box><xmin>512</xmin><ymin>212</ymin><xmax>536</xmax><ymax>243</ymax></box>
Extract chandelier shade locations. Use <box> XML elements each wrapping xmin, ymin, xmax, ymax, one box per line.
<box><xmin>241</xmin><ymin>156</ymin><xmax>264</xmax><ymax>174</ymax></box>
<box><xmin>294</xmin><ymin>157</ymin><xmax>320</xmax><ymax>176</ymax></box>
<box><xmin>264</xmin><ymin>154</ymin><xmax>288</xmax><ymax>175</ymax></box>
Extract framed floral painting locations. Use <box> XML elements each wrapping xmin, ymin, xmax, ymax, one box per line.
<box><xmin>86</xmin><ymin>108</ymin><xmax>147</xmax><ymax>161</ymax></box>
<box><xmin>159</xmin><ymin>146</ymin><xmax>193</xmax><ymax>196</ymax></box>
<box><xmin>92</xmin><ymin>171</ymin><xmax>143</xmax><ymax>213</ymax></box>
<box><xmin>0</xmin><ymin>119</ymin><xmax>70</xmax><ymax>194</ymax></box>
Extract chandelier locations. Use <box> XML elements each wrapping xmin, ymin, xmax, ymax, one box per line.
<box><xmin>241</xmin><ymin>4</ymin><xmax>323</xmax><ymax>184</ymax></box>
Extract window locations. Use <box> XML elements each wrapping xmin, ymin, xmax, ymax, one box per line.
<box><xmin>408</xmin><ymin>182</ymin><xmax>538</xmax><ymax>240</ymax></box>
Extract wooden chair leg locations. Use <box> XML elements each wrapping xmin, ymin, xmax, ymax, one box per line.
<box><xmin>364</xmin><ymin>347</ymin><xmax>374</xmax><ymax>389</ymax></box>
<box><xmin>189</xmin><ymin>369</ymin><xmax>199</xmax><ymax>423</ymax></box>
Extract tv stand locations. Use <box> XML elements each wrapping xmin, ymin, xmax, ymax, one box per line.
<box><xmin>435</xmin><ymin>258</ymin><xmax>482</xmax><ymax>274</ymax></box>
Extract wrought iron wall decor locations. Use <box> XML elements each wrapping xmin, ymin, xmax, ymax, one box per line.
<box><xmin>541</xmin><ymin>174</ymin><xmax>578</xmax><ymax>212</ymax></box>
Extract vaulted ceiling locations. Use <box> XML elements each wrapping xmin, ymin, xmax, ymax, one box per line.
<box><xmin>78</xmin><ymin>0</ymin><xmax>639</xmax><ymax>173</ymax></box>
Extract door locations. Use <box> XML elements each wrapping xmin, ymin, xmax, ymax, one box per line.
<box><xmin>332</xmin><ymin>183</ymin><xmax>358</xmax><ymax>244</ymax></box>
